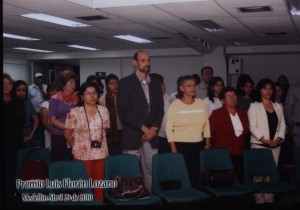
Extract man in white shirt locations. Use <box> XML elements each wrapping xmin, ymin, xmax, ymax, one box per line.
<box><xmin>28</xmin><ymin>73</ymin><xmax>48</xmax><ymax>113</ymax></box>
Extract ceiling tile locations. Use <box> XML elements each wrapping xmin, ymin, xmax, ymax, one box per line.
<box><xmin>156</xmin><ymin>1</ymin><xmax>230</xmax><ymax>20</ymax></box>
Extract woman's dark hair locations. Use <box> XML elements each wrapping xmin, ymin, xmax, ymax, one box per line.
<box><xmin>46</xmin><ymin>82</ymin><xmax>57</xmax><ymax>93</ymax></box>
<box><xmin>12</xmin><ymin>80</ymin><xmax>29</xmax><ymax>99</ymax></box>
<box><xmin>56</xmin><ymin>70</ymin><xmax>78</xmax><ymax>91</ymax></box>
<box><xmin>77</xmin><ymin>81</ymin><xmax>101</xmax><ymax>107</ymax></box>
<box><xmin>86</xmin><ymin>75</ymin><xmax>104</xmax><ymax>94</ymax></box>
<box><xmin>192</xmin><ymin>74</ymin><xmax>201</xmax><ymax>85</ymax></box>
<box><xmin>175</xmin><ymin>75</ymin><xmax>195</xmax><ymax>99</ymax></box>
<box><xmin>105</xmin><ymin>74</ymin><xmax>119</xmax><ymax>92</ymax></box>
<box><xmin>253</xmin><ymin>78</ymin><xmax>275</xmax><ymax>102</ymax></box>
<box><xmin>220</xmin><ymin>86</ymin><xmax>237</xmax><ymax>100</ymax></box>
<box><xmin>207</xmin><ymin>76</ymin><xmax>224</xmax><ymax>103</ymax></box>
<box><xmin>236</xmin><ymin>74</ymin><xmax>254</xmax><ymax>96</ymax></box>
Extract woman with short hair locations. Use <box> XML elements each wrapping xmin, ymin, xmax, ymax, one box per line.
<box><xmin>49</xmin><ymin>70</ymin><xmax>79</xmax><ymax>162</ymax></box>
<box><xmin>166</xmin><ymin>75</ymin><xmax>211</xmax><ymax>189</ymax></box>
<box><xmin>209</xmin><ymin>86</ymin><xmax>249</xmax><ymax>182</ymax></box>
<box><xmin>65</xmin><ymin>81</ymin><xmax>109</xmax><ymax>201</ymax></box>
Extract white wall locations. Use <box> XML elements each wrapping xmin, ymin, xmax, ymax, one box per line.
<box><xmin>239</xmin><ymin>54</ymin><xmax>300</xmax><ymax>86</ymax></box>
<box><xmin>226</xmin><ymin>54</ymin><xmax>300</xmax><ymax>87</ymax></box>
<box><xmin>226</xmin><ymin>45</ymin><xmax>300</xmax><ymax>87</ymax></box>
<box><xmin>3</xmin><ymin>53</ymin><xmax>30</xmax><ymax>84</ymax></box>
<box><xmin>80</xmin><ymin>58</ymin><xmax>123</xmax><ymax>85</ymax></box>
<box><xmin>203</xmin><ymin>47</ymin><xmax>227</xmax><ymax>85</ymax></box>
<box><xmin>4</xmin><ymin>45</ymin><xmax>300</xmax><ymax>93</ymax></box>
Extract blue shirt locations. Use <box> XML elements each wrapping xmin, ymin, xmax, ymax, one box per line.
<box><xmin>28</xmin><ymin>83</ymin><xmax>47</xmax><ymax>112</ymax></box>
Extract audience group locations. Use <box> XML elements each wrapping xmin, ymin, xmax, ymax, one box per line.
<box><xmin>2</xmin><ymin>49</ymin><xmax>299</xmax><ymax>205</ymax></box>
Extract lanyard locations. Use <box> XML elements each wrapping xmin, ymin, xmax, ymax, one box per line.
<box><xmin>83</xmin><ymin>105</ymin><xmax>103</xmax><ymax>142</ymax></box>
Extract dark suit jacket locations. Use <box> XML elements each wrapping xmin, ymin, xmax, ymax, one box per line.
<box><xmin>209</xmin><ymin>106</ymin><xmax>249</xmax><ymax>155</ymax></box>
<box><xmin>117</xmin><ymin>73</ymin><xmax>164</xmax><ymax>150</ymax></box>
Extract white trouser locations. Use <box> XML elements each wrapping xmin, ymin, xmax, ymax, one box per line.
<box><xmin>123</xmin><ymin>142</ymin><xmax>158</xmax><ymax>192</ymax></box>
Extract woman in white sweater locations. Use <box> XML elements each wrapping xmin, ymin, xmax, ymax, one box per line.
<box><xmin>166</xmin><ymin>75</ymin><xmax>211</xmax><ymax>189</ymax></box>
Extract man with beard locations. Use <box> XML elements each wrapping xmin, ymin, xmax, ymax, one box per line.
<box><xmin>117</xmin><ymin>50</ymin><xmax>164</xmax><ymax>192</ymax></box>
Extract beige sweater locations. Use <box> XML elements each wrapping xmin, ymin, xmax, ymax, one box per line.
<box><xmin>166</xmin><ymin>98</ymin><xmax>210</xmax><ymax>143</ymax></box>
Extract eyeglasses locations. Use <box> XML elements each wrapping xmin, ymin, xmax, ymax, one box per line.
<box><xmin>224</xmin><ymin>95</ymin><xmax>237</xmax><ymax>99</ymax></box>
<box><xmin>83</xmin><ymin>92</ymin><xmax>98</xmax><ymax>96</ymax></box>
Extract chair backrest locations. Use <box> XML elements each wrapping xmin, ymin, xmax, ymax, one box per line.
<box><xmin>199</xmin><ymin>148</ymin><xmax>233</xmax><ymax>174</ymax></box>
<box><xmin>152</xmin><ymin>153</ymin><xmax>192</xmax><ymax>192</ymax></box>
<box><xmin>295</xmin><ymin>147</ymin><xmax>300</xmax><ymax>184</ymax></box>
<box><xmin>108</xmin><ymin>144</ymin><xmax>122</xmax><ymax>156</ymax></box>
<box><xmin>16</xmin><ymin>147</ymin><xmax>51</xmax><ymax>179</ymax></box>
<box><xmin>48</xmin><ymin>160</ymin><xmax>92</xmax><ymax>195</ymax></box>
<box><xmin>243</xmin><ymin>148</ymin><xmax>279</xmax><ymax>183</ymax></box>
<box><xmin>104</xmin><ymin>154</ymin><xmax>142</xmax><ymax>196</ymax></box>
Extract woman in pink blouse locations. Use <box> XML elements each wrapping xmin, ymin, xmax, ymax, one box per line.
<box><xmin>65</xmin><ymin>81</ymin><xmax>109</xmax><ymax>202</ymax></box>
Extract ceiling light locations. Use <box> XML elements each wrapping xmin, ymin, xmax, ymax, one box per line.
<box><xmin>286</xmin><ymin>0</ymin><xmax>300</xmax><ymax>15</ymax></box>
<box><xmin>114</xmin><ymin>35</ymin><xmax>152</xmax><ymax>43</ymax></box>
<box><xmin>3</xmin><ymin>33</ymin><xmax>40</xmax><ymax>41</ymax></box>
<box><xmin>13</xmin><ymin>47</ymin><xmax>53</xmax><ymax>53</ymax></box>
<box><xmin>177</xmin><ymin>32</ymin><xmax>216</xmax><ymax>54</ymax></box>
<box><xmin>187</xmin><ymin>20</ymin><xmax>227</xmax><ymax>33</ymax></box>
<box><xmin>21</xmin><ymin>13</ymin><xmax>90</xmax><ymax>27</ymax></box>
<box><xmin>238</xmin><ymin>6</ymin><xmax>272</xmax><ymax>13</ymax></box>
<box><xmin>67</xmin><ymin>45</ymin><xmax>99</xmax><ymax>51</ymax></box>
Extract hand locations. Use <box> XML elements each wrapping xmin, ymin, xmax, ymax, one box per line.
<box><xmin>171</xmin><ymin>148</ymin><xmax>177</xmax><ymax>153</ymax></box>
<box><xmin>204</xmin><ymin>138</ymin><xmax>211</xmax><ymax>149</ymax></box>
<box><xmin>24</xmin><ymin>132</ymin><xmax>34</xmax><ymax>143</ymax></box>
<box><xmin>141</xmin><ymin>134</ymin><xmax>151</xmax><ymax>142</ymax></box>
<box><xmin>260</xmin><ymin>137</ymin><xmax>272</xmax><ymax>146</ymax></box>
<box><xmin>141</xmin><ymin>126</ymin><xmax>157</xmax><ymax>141</ymax></box>
<box><xmin>204</xmin><ymin>143</ymin><xmax>211</xmax><ymax>149</ymax></box>
<box><xmin>38</xmin><ymin>84</ymin><xmax>43</xmax><ymax>90</ymax></box>
<box><xmin>169</xmin><ymin>142</ymin><xmax>177</xmax><ymax>153</ymax></box>
<box><xmin>270</xmin><ymin>138</ymin><xmax>282</xmax><ymax>148</ymax></box>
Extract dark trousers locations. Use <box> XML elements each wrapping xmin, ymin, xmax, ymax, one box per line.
<box><xmin>51</xmin><ymin>134</ymin><xmax>67</xmax><ymax>162</ymax></box>
<box><xmin>175</xmin><ymin>142</ymin><xmax>202</xmax><ymax>189</ymax></box>
<box><xmin>3</xmin><ymin>149</ymin><xmax>19</xmax><ymax>206</ymax></box>
<box><xmin>158</xmin><ymin>137</ymin><xmax>171</xmax><ymax>154</ymax></box>
<box><xmin>231</xmin><ymin>155</ymin><xmax>244</xmax><ymax>183</ymax></box>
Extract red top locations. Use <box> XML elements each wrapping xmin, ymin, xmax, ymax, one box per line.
<box><xmin>209</xmin><ymin>106</ymin><xmax>249</xmax><ymax>155</ymax></box>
